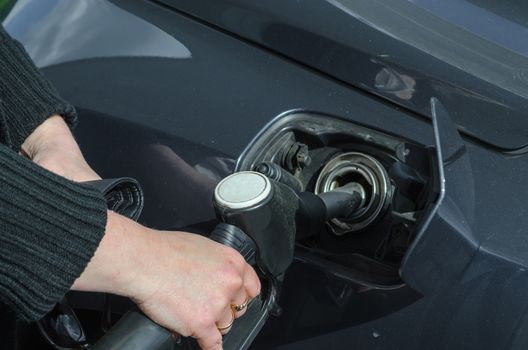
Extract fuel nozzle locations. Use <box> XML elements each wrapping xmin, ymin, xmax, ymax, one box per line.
<box><xmin>211</xmin><ymin>171</ymin><xmax>369</xmax><ymax>277</ymax></box>
<box><xmin>212</xmin><ymin>171</ymin><xmax>299</xmax><ymax>277</ymax></box>
<box><xmin>296</xmin><ymin>181</ymin><xmax>368</xmax><ymax>240</ymax></box>
<box><xmin>317</xmin><ymin>182</ymin><xmax>367</xmax><ymax>220</ymax></box>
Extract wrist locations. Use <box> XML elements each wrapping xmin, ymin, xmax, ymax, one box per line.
<box><xmin>21</xmin><ymin>114</ymin><xmax>73</xmax><ymax>156</ymax></box>
<box><xmin>72</xmin><ymin>211</ymin><xmax>155</xmax><ymax>298</ymax></box>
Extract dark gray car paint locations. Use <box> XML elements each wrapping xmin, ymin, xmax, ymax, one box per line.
<box><xmin>6</xmin><ymin>0</ymin><xmax>528</xmax><ymax>349</ymax></box>
<box><xmin>159</xmin><ymin>0</ymin><xmax>528</xmax><ymax>152</ymax></box>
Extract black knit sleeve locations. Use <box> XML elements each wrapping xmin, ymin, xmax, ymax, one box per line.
<box><xmin>0</xmin><ymin>145</ymin><xmax>107</xmax><ymax>321</ymax></box>
<box><xmin>0</xmin><ymin>26</ymin><xmax>77</xmax><ymax>151</ymax></box>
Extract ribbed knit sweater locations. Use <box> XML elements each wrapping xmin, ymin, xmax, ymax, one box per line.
<box><xmin>0</xmin><ymin>23</ymin><xmax>108</xmax><ymax>337</ymax></box>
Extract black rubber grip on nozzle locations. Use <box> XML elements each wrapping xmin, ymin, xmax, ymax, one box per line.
<box><xmin>210</xmin><ymin>223</ymin><xmax>257</xmax><ymax>265</ymax></box>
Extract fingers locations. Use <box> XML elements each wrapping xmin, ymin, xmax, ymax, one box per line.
<box><xmin>195</xmin><ymin>323</ymin><xmax>223</xmax><ymax>350</ymax></box>
<box><xmin>132</xmin><ymin>233</ymin><xmax>263</xmax><ymax>350</ymax></box>
<box><xmin>216</xmin><ymin>307</ymin><xmax>235</xmax><ymax>335</ymax></box>
<box><xmin>231</xmin><ymin>289</ymin><xmax>250</xmax><ymax>318</ymax></box>
<box><xmin>196</xmin><ymin>307</ymin><xmax>233</xmax><ymax>350</ymax></box>
<box><xmin>229</xmin><ymin>262</ymin><xmax>260</xmax><ymax>321</ymax></box>
<box><xmin>243</xmin><ymin>262</ymin><xmax>261</xmax><ymax>299</ymax></box>
<box><xmin>196</xmin><ymin>263</ymin><xmax>251</xmax><ymax>346</ymax></box>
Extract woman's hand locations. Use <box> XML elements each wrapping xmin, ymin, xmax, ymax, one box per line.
<box><xmin>22</xmin><ymin>115</ymin><xmax>262</xmax><ymax>349</ymax></box>
<box><xmin>73</xmin><ymin>212</ymin><xmax>261</xmax><ymax>350</ymax></box>
<box><xmin>21</xmin><ymin>115</ymin><xmax>100</xmax><ymax>181</ymax></box>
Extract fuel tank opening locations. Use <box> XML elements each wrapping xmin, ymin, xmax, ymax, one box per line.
<box><xmin>315</xmin><ymin>152</ymin><xmax>392</xmax><ymax>235</ymax></box>
<box><xmin>236</xmin><ymin>112</ymin><xmax>432</xmax><ymax>287</ymax></box>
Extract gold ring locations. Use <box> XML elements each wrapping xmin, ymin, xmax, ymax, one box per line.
<box><xmin>217</xmin><ymin>310</ymin><xmax>235</xmax><ymax>332</ymax></box>
<box><xmin>231</xmin><ymin>296</ymin><xmax>251</xmax><ymax>313</ymax></box>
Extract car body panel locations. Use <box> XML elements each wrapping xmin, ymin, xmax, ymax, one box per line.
<box><xmin>5</xmin><ymin>1</ymin><xmax>528</xmax><ymax>349</ymax></box>
<box><xmin>160</xmin><ymin>0</ymin><xmax>528</xmax><ymax>151</ymax></box>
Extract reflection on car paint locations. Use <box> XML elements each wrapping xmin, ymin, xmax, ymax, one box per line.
<box><xmin>3</xmin><ymin>0</ymin><xmax>191</xmax><ymax>67</ymax></box>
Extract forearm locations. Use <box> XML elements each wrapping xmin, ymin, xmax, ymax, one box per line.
<box><xmin>71</xmin><ymin>211</ymin><xmax>148</xmax><ymax>297</ymax></box>
<box><xmin>21</xmin><ymin>115</ymin><xmax>72</xmax><ymax>157</ymax></box>
<box><xmin>0</xmin><ymin>144</ymin><xmax>107</xmax><ymax>321</ymax></box>
<box><xmin>20</xmin><ymin>115</ymin><xmax>99</xmax><ymax>182</ymax></box>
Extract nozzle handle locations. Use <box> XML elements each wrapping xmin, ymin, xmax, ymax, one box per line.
<box><xmin>209</xmin><ymin>223</ymin><xmax>257</xmax><ymax>265</ymax></box>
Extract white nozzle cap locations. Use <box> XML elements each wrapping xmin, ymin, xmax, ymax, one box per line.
<box><xmin>214</xmin><ymin>171</ymin><xmax>272</xmax><ymax>210</ymax></box>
